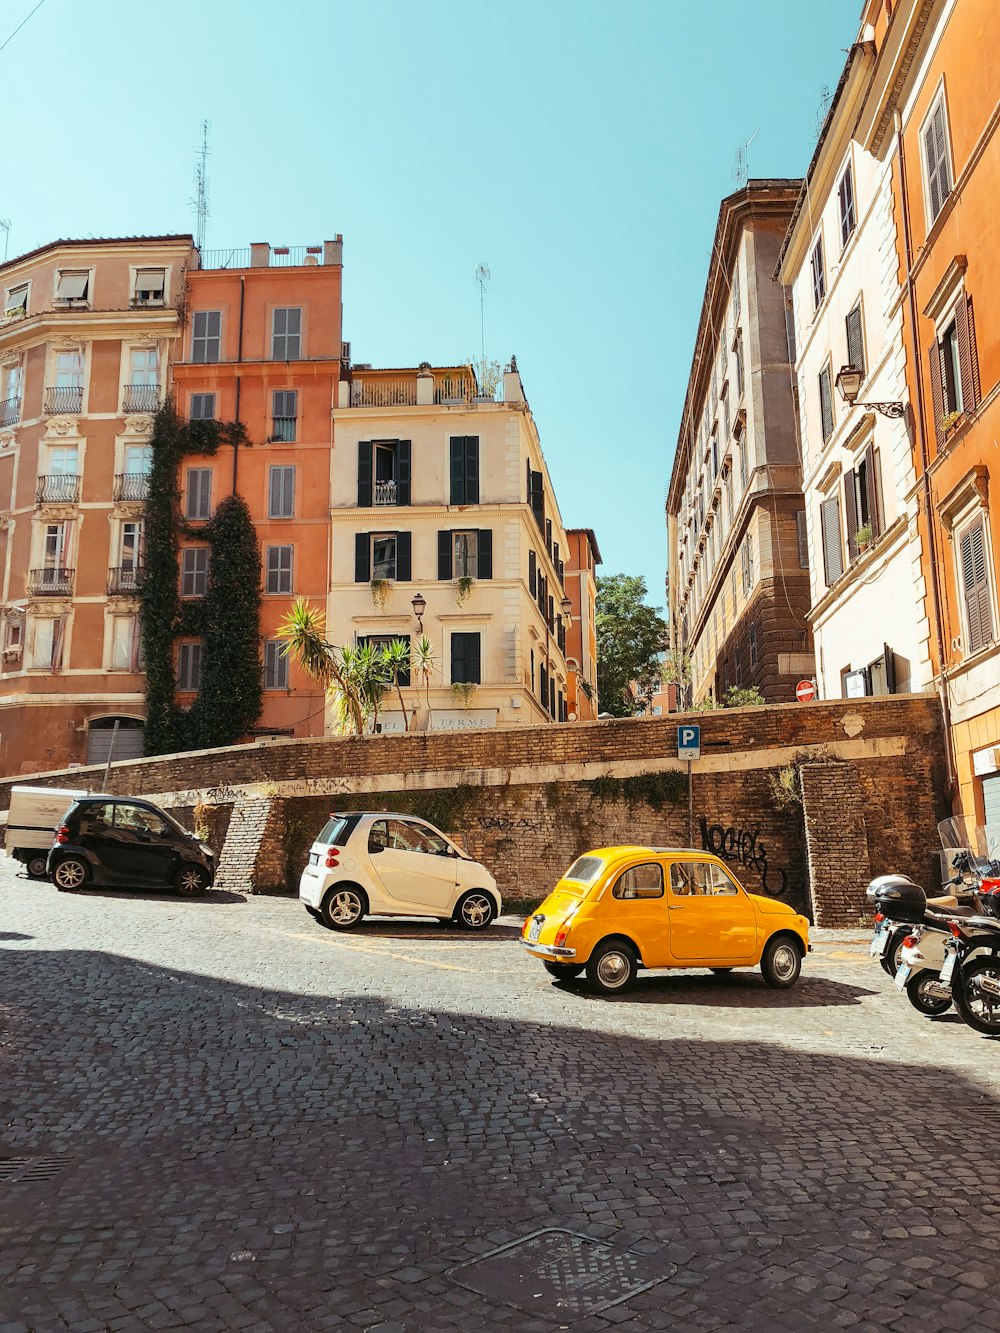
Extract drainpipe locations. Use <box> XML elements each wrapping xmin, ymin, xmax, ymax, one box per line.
<box><xmin>895</xmin><ymin>110</ymin><xmax>955</xmax><ymax>800</ymax></box>
<box><xmin>232</xmin><ymin>275</ymin><xmax>246</xmax><ymax>493</ymax></box>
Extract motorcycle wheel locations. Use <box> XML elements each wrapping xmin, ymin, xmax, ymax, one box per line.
<box><xmin>880</xmin><ymin>927</ymin><xmax>909</xmax><ymax>979</ymax></box>
<box><xmin>953</xmin><ymin>957</ymin><xmax>1000</xmax><ymax>1036</ymax></box>
<box><xmin>904</xmin><ymin>970</ymin><xmax>951</xmax><ymax>1017</ymax></box>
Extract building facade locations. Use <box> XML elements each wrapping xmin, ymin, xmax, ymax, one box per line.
<box><xmin>329</xmin><ymin>359</ymin><xmax>577</xmax><ymax>731</ymax></box>
<box><xmin>0</xmin><ymin>235</ymin><xmax>195</xmax><ymax>773</ymax></box>
<box><xmin>666</xmin><ymin>181</ymin><xmax>814</xmax><ymax>706</ymax></box>
<box><xmin>564</xmin><ymin>527</ymin><xmax>601</xmax><ymax>721</ymax></box>
<box><xmin>775</xmin><ymin>10</ymin><xmax>933</xmax><ymax>704</ymax></box>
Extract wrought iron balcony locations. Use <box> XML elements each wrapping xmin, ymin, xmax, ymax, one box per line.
<box><xmin>29</xmin><ymin>567</ymin><xmax>74</xmax><ymax>596</ymax></box>
<box><xmin>373</xmin><ymin>479</ymin><xmax>397</xmax><ymax>505</ymax></box>
<box><xmin>43</xmin><ymin>385</ymin><xmax>83</xmax><ymax>414</ymax></box>
<box><xmin>0</xmin><ymin>395</ymin><xmax>20</xmax><ymax>427</ymax></box>
<box><xmin>113</xmin><ymin>472</ymin><xmax>150</xmax><ymax>502</ymax></box>
<box><xmin>269</xmin><ymin>416</ymin><xmax>297</xmax><ymax>443</ymax></box>
<box><xmin>36</xmin><ymin>474</ymin><xmax>81</xmax><ymax>504</ymax></box>
<box><xmin>107</xmin><ymin>565</ymin><xmax>144</xmax><ymax>595</ymax></box>
<box><xmin>122</xmin><ymin>383</ymin><xmax>160</xmax><ymax>413</ymax></box>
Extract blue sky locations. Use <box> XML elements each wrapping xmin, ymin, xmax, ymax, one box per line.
<box><xmin>5</xmin><ymin>0</ymin><xmax>859</xmax><ymax>605</ymax></box>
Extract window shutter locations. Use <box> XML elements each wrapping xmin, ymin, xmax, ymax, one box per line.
<box><xmin>477</xmin><ymin>529</ymin><xmax>493</xmax><ymax>579</ymax></box>
<box><xmin>927</xmin><ymin>340</ymin><xmax>945</xmax><ymax>447</ymax></box>
<box><xmin>844</xmin><ymin>469</ymin><xmax>859</xmax><ymax>560</ymax></box>
<box><xmin>357</xmin><ymin>441</ymin><xmax>373</xmax><ymax>507</ymax></box>
<box><xmin>863</xmin><ymin>444</ymin><xmax>881</xmax><ymax>537</ymax></box>
<box><xmin>395</xmin><ymin>531</ymin><xmax>412</xmax><ymax>581</ymax></box>
<box><xmin>924</xmin><ymin>120</ymin><xmax>942</xmax><ymax>220</ymax></box>
<box><xmin>961</xmin><ymin>520</ymin><xmax>993</xmax><ymax>654</ymax></box>
<box><xmin>282</xmin><ymin>467</ymin><xmax>295</xmax><ymax>517</ymax></box>
<box><xmin>966</xmin><ymin>295</ymin><xmax>982</xmax><ymax>407</ymax></box>
<box><xmin>450</xmin><ymin>437</ymin><xmax>465</xmax><ymax>504</ymax></box>
<box><xmin>795</xmin><ymin>510</ymin><xmax>808</xmax><ymax>568</ymax></box>
<box><xmin>846</xmin><ymin>306</ymin><xmax>865</xmax><ymax>376</ymax></box>
<box><xmin>873</xmin><ymin>448</ymin><xmax>885</xmax><ymax>538</ymax></box>
<box><xmin>355</xmin><ymin>532</ymin><xmax>370</xmax><ymax>583</ymax></box>
<box><xmin>465</xmin><ymin>437</ymin><xmax>480</xmax><ymax>504</ymax></box>
<box><xmin>528</xmin><ymin>550</ymin><xmax>537</xmax><ymax>595</ymax></box>
<box><xmin>955</xmin><ymin>293</ymin><xmax>981</xmax><ymax>412</ymax></box>
<box><xmin>396</xmin><ymin>440</ymin><xmax>411</xmax><ymax>505</ymax></box>
<box><xmin>469</xmin><ymin>633</ymin><xmax>481</xmax><ymax>684</ymax></box>
<box><xmin>438</xmin><ymin>530</ymin><xmax>453</xmax><ymax>580</ymax></box>
<box><xmin>819</xmin><ymin>367</ymin><xmax>834</xmax><ymax>441</ymax></box>
<box><xmin>820</xmin><ymin>497</ymin><xmax>843</xmax><ymax>586</ymax></box>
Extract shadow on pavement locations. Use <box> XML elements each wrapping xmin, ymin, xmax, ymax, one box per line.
<box><xmin>327</xmin><ymin>918</ymin><xmax>525</xmax><ymax>942</ymax></box>
<box><xmin>54</xmin><ymin>887</ymin><xmax>248</xmax><ymax>905</ymax></box>
<box><xmin>552</xmin><ymin>970</ymin><xmax>879</xmax><ymax>1007</ymax></box>
<box><xmin>0</xmin><ymin>931</ymin><xmax>33</xmax><ymax>941</ymax></box>
<box><xmin>1</xmin><ymin>946</ymin><xmax>998</xmax><ymax>1330</ymax></box>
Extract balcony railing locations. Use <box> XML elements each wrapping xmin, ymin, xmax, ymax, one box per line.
<box><xmin>434</xmin><ymin>376</ymin><xmax>479</xmax><ymax>403</ymax></box>
<box><xmin>29</xmin><ymin>567</ymin><xmax>74</xmax><ymax>596</ymax></box>
<box><xmin>107</xmin><ymin>565</ymin><xmax>144</xmax><ymax>595</ymax></box>
<box><xmin>269</xmin><ymin>416</ymin><xmax>297</xmax><ymax>443</ymax></box>
<box><xmin>122</xmin><ymin>383</ymin><xmax>160</xmax><ymax>413</ymax></box>
<box><xmin>36</xmin><ymin>474</ymin><xmax>81</xmax><ymax>504</ymax></box>
<box><xmin>113</xmin><ymin>472</ymin><xmax>150</xmax><ymax>502</ymax></box>
<box><xmin>373</xmin><ymin>479</ymin><xmax>398</xmax><ymax>505</ymax></box>
<box><xmin>44</xmin><ymin>385</ymin><xmax>83</xmax><ymax>414</ymax></box>
<box><xmin>351</xmin><ymin>380</ymin><xmax>417</xmax><ymax>408</ymax></box>
<box><xmin>0</xmin><ymin>395</ymin><xmax>20</xmax><ymax>427</ymax></box>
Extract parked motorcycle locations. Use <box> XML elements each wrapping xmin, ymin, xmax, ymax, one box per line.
<box><xmin>941</xmin><ymin>886</ymin><xmax>1000</xmax><ymax>1035</ymax></box>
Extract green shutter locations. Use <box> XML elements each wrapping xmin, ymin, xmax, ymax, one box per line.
<box><xmin>465</xmin><ymin>437</ymin><xmax>479</xmax><ymax>504</ymax></box>
<box><xmin>477</xmin><ymin>529</ymin><xmax>493</xmax><ymax>579</ymax></box>
<box><xmin>396</xmin><ymin>440</ymin><xmax>411</xmax><ymax>506</ymax></box>
<box><xmin>438</xmin><ymin>530</ymin><xmax>452</xmax><ymax>580</ymax></box>
<box><xmin>396</xmin><ymin>531</ymin><xmax>412</xmax><ymax>581</ymax></box>
<box><xmin>357</xmin><ymin>441</ymin><xmax>372</xmax><ymax>507</ymax></box>
<box><xmin>450</xmin><ymin>438</ymin><xmax>465</xmax><ymax>504</ymax></box>
<box><xmin>355</xmin><ymin>532</ymin><xmax>370</xmax><ymax>582</ymax></box>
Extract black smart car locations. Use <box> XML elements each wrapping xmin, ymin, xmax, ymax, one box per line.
<box><xmin>47</xmin><ymin>796</ymin><xmax>215</xmax><ymax>895</ymax></box>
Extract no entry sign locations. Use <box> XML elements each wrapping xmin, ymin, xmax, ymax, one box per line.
<box><xmin>795</xmin><ymin>679</ymin><xmax>816</xmax><ymax>703</ymax></box>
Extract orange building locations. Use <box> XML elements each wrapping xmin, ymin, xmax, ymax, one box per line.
<box><xmin>172</xmin><ymin>240</ymin><xmax>344</xmax><ymax>738</ymax></box>
<box><xmin>563</xmin><ymin>528</ymin><xmax>601</xmax><ymax>720</ymax></box>
<box><xmin>889</xmin><ymin>0</ymin><xmax>1000</xmax><ymax>825</ymax></box>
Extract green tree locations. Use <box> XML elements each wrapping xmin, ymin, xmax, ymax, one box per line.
<box><xmin>595</xmin><ymin>574</ymin><xmax>668</xmax><ymax>717</ymax></box>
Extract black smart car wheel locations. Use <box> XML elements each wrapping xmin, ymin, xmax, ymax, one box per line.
<box><xmin>174</xmin><ymin>864</ymin><xmax>209</xmax><ymax>896</ymax></box>
<box><xmin>53</xmin><ymin>858</ymin><xmax>88</xmax><ymax>892</ymax></box>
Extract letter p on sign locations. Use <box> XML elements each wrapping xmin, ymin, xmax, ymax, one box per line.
<box><xmin>677</xmin><ymin>724</ymin><xmax>701</xmax><ymax>761</ymax></box>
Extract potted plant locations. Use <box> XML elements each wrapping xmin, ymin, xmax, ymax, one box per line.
<box><xmin>455</xmin><ymin>575</ymin><xmax>474</xmax><ymax>607</ymax></box>
<box><xmin>940</xmin><ymin>409</ymin><xmax>963</xmax><ymax>437</ymax></box>
<box><xmin>369</xmin><ymin>578</ymin><xmax>390</xmax><ymax>611</ymax></box>
<box><xmin>855</xmin><ymin>522</ymin><xmax>873</xmax><ymax>553</ymax></box>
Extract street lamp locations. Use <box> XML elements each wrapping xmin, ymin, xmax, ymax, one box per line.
<box><xmin>410</xmin><ymin>592</ymin><xmax>426</xmax><ymax>632</ymax></box>
<box><xmin>834</xmin><ymin>364</ymin><xmax>905</xmax><ymax>419</ymax></box>
<box><xmin>559</xmin><ymin>596</ymin><xmax>573</xmax><ymax>627</ymax></box>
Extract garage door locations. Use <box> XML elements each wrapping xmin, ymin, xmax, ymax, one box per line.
<box><xmin>86</xmin><ymin>722</ymin><xmax>145</xmax><ymax>765</ymax></box>
<box><xmin>984</xmin><ymin>772</ymin><xmax>1000</xmax><ymax>846</ymax></box>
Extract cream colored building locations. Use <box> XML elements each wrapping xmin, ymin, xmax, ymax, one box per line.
<box><xmin>329</xmin><ymin>360</ymin><xmax>579</xmax><ymax>731</ymax></box>
<box><xmin>775</xmin><ymin>26</ymin><xmax>932</xmax><ymax>701</ymax></box>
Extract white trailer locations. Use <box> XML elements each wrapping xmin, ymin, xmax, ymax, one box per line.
<box><xmin>4</xmin><ymin>786</ymin><xmax>87</xmax><ymax>879</ymax></box>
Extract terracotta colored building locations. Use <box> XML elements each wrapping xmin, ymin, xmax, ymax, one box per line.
<box><xmin>564</xmin><ymin>528</ymin><xmax>601</xmax><ymax>720</ymax></box>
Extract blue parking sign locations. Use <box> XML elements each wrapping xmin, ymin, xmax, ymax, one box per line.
<box><xmin>677</xmin><ymin>724</ymin><xmax>701</xmax><ymax>761</ymax></box>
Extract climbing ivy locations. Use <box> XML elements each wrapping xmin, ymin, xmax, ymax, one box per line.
<box><xmin>140</xmin><ymin>402</ymin><xmax>259</xmax><ymax>755</ymax></box>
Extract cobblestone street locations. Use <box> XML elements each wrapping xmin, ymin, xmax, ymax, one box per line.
<box><xmin>3</xmin><ymin>858</ymin><xmax>1000</xmax><ymax>1332</ymax></box>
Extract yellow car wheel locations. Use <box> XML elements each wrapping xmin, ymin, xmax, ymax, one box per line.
<box><xmin>761</xmin><ymin>935</ymin><xmax>802</xmax><ymax>989</ymax></box>
<box><xmin>586</xmin><ymin>939</ymin><xmax>638</xmax><ymax>995</ymax></box>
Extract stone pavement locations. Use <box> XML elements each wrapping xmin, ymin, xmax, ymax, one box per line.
<box><xmin>2</xmin><ymin>858</ymin><xmax>1000</xmax><ymax>1331</ymax></box>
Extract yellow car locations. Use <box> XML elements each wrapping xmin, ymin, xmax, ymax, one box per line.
<box><xmin>521</xmin><ymin>846</ymin><xmax>810</xmax><ymax>995</ymax></box>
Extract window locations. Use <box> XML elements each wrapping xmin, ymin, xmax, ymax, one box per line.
<box><xmin>838</xmin><ymin>163</ymin><xmax>856</xmax><ymax>247</ymax></box>
<box><xmin>181</xmin><ymin>547</ymin><xmax>209</xmax><ymax>597</ymax></box>
<box><xmin>928</xmin><ymin>294</ymin><xmax>981</xmax><ymax>443</ymax></box>
<box><xmin>4</xmin><ymin>283</ymin><xmax>28</xmax><ymax>315</ymax></box>
<box><xmin>734</xmin><ymin>332</ymin><xmax>744</xmax><ymax>398</ymax></box>
<box><xmin>612</xmin><ymin>863</ymin><xmax>664</xmax><ymax>899</ymax></box>
<box><xmin>133</xmin><ymin>268</ymin><xmax>165</xmax><ymax>304</ymax></box>
<box><xmin>741</xmin><ymin>535</ymin><xmax>754</xmax><ymax>596</ymax></box>
<box><xmin>177</xmin><ymin>641</ymin><xmax>203</xmax><ymax>691</ymax></box>
<box><xmin>957</xmin><ymin>517</ymin><xmax>995</xmax><ymax>656</ymax></box>
<box><xmin>48</xmin><ymin>445</ymin><xmax>78</xmax><ymax>475</ymax></box>
<box><xmin>32</xmin><ymin>617</ymin><xmax>65</xmax><ymax>670</ymax></box>
<box><xmin>844</xmin><ymin>444</ymin><xmax>883</xmax><ymax>559</ymax></box>
<box><xmin>265</xmin><ymin>544</ymin><xmax>293</xmax><ymax>594</ymax></box>
<box><xmin>528</xmin><ymin>549</ymin><xmax>537</xmax><ymax>595</ymax></box>
<box><xmin>191</xmin><ymin>311</ymin><xmax>221</xmax><ymax>363</ymax></box>
<box><xmin>271</xmin><ymin>390</ymin><xmax>298</xmax><ymax>442</ymax></box>
<box><xmin>358</xmin><ymin>439</ymin><xmax>411</xmax><ymax>506</ymax></box>
<box><xmin>186</xmin><ymin>467</ymin><xmax>212</xmax><ymax>520</ymax></box>
<box><xmin>2</xmin><ymin>362</ymin><xmax>22</xmax><ymax>424</ymax></box>
<box><xmin>845</xmin><ymin>303</ymin><xmax>865</xmax><ymax>378</ymax></box>
<box><xmin>271</xmin><ymin>307</ymin><xmax>302</xmax><ymax>359</ymax></box>
<box><xmin>55</xmin><ymin>270</ymin><xmax>90</xmax><ymax>303</ymax></box>
<box><xmin>819</xmin><ymin>364</ymin><xmax>835</xmax><ymax>442</ymax></box>
<box><xmin>371</xmin><ymin>533</ymin><xmax>396</xmax><ymax>580</ymax></box>
<box><xmin>190</xmin><ymin>393</ymin><xmax>216</xmax><ymax>421</ymax></box>
<box><xmin>268</xmin><ymin>464</ymin><xmax>295</xmax><ymax>518</ymax></box>
<box><xmin>528</xmin><ymin>466</ymin><xmax>545</xmax><ymax>532</ymax></box>
<box><xmin>450</xmin><ymin>631</ymin><xmax>481</xmax><ymax>684</ymax></box>
<box><xmin>940</xmin><ymin>318</ymin><xmax>963</xmax><ymax>415</ymax></box>
<box><xmin>357</xmin><ymin>634</ymin><xmax>410</xmax><ymax>686</ymax></box>
<box><xmin>454</xmin><ymin>531</ymin><xmax>478</xmax><ymax>579</ymax></box>
<box><xmin>795</xmin><ymin>510</ymin><xmax>809</xmax><ymax>568</ymax></box>
<box><xmin>922</xmin><ymin>93</ymin><xmax>953</xmax><ymax>226</ymax></box>
<box><xmin>670</xmin><ymin>860</ymin><xmax>738</xmax><ymax>896</ymax></box>
<box><xmin>264</xmin><ymin>640</ymin><xmax>289</xmax><ymax>690</ymax></box>
<box><xmin>749</xmin><ymin>620</ymin><xmax>758</xmax><ymax>667</ymax></box>
<box><xmin>55</xmin><ymin>349</ymin><xmax>83</xmax><ymax>388</ymax></box>
<box><xmin>115</xmin><ymin>803</ymin><xmax>170</xmax><ymax>837</ymax></box>
<box><xmin>731</xmin><ymin>270</ymin><xmax>740</xmax><ymax>322</ymax></box>
<box><xmin>125</xmin><ymin>444</ymin><xmax>152</xmax><ymax>475</ymax></box>
<box><xmin>110</xmin><ymin>615</ymin><xmax>140</xmax><ymax>671</ymax></box>
<box><xmin>438</xmin><ymin>529</ymin><xmax>492</xmax><ymax>580</ymax></box>
<box><xmin>43</xmin><ymin>522</ymin><xmax>69</xmax><ymax>568</ymax></box>
<box><xmin>810</xmin><ymin>235</ymin><xmax>826</xmax><ymax>310</ymax></box>
<box><xmin>121</xmin><ymin>521</ymin><xmax>144</xmax><ymax>571</ymax></box>
<box><xmin>820</xmin><ymin>495</ymin><xmax>844</xmax><ymax>585</ymax></box>
<box><xmin>450</xmin><ymin>436</ymin><xmax>480</xmax><ymax>504</ymax></box>
<box><xmin>129</xmin><ymin>347</ymin><xmax>159</xmax><ymax>386</ymax></box>
<box><xmin>711</xmin><ymin>435</ymin><xmax>718</xmax><ymax>477</ymax></box>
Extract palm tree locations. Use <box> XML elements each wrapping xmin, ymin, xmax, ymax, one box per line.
<box><xmin>276</xmin><ymin>599</ymin><xmax>367</xmax><ymax>736</ymax></box>
<box><xmin>410</xmin><ymin>634</ymin><xmax>437</xmax><ymax>710</ymax></box>
<box><xmin>379</xmin><ymin>638</ymin><xmax>412</xmax><ymax>731</ymax></box>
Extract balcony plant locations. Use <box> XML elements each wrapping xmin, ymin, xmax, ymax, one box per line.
<box><xmin>370</xmin><ymin>578</ymin><xmax>390</xmax><ymax>610</ymax></box>
<box><xmin>855</xmin><ymin>522</ymin><xmax>873</xmax><ymax>552</ymax></box>
<box><xmin>455</xmin><ymin>575</ymin><xmax>474</xmax><ymax>607</ymax></box>
<box><xmin>940</xmin><ymin>409</ymin><xmax>963</xmax><ymax>438</ymax></box>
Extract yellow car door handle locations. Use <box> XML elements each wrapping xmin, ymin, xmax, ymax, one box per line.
<box><xmin>667</xmin><ymin>905</ymin><xmax>685</xmax><ymax>910</ymax></box>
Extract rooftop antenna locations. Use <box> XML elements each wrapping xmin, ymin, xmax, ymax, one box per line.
<box><xmin>815</xmin><ymin>84</ymin><xmax>832</xmax><ymax>134</ymax></box>
<box><xmin>0</xmin><ymin>219</ymin><xmax>10</xmax><ymax>263</ymax></box>
<box><xmin>475</xmin><ymin>262</ymin><xmax>490</xmax><ymax>364</ymax></box>
<box><xmin>734</xmin><ymin>129</ymin><xmax>758</xmax><ymax>189</ymax></box>
<box><xmin>193</xmin><ymin>120</ymin><xmax>210</xmax><ymax>252</ymax></box>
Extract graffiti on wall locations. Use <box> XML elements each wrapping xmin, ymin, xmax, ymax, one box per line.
<box><xmin>699</xmin><ymin>817</ymin><xmax>789</xmax><ymax>899</ymax></box>
<box><xmin>476</xmin><ymin>815</ymin><xmax>543</xmax><ymax>835</ymax></box>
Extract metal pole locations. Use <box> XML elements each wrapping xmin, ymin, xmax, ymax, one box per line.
<box><xmin>687</xmin><ymin>759</ymin><xmax>693</xmax><ymax>846</ymax></box>
<box><xmin>102</xmin><ymin>720</ymin><xmax>120</xmax><ymax>790</ymax></box>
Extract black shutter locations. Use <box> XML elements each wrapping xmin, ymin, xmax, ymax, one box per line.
<box><xmin>928</xmin><ymin>340</ymin><xmax>945</xmax><ymax>447</ymax></box>
<box><xmin>955</xmin><ymin>294</ymin><xmax>981</xmax><ymax>412</ymax></box>
<box><xmin>477</xmin><ymin>529</ymin><xmax>492</xmax><ymax>579</ymax></box>
<box><xmin>530</xmin><ymin>470</ymin><xmax>545</xmax><ymax>532</ymax></box>
<box><xmin>357</xmin><ymin>441</ymin><xmax>373</xmax><ymax>507</ymax></box>
<box><xmin>396</xmin><ymin>440</ymin><xmax>411</xmax><ymax>506</ymax></box>
<box><xmin>844</xmin><ymin>470</ymin><xmax>859</xmax><ymax>560</ymax></box>
<box><xmin>396</xmin><ymin>531</ymin><xmax>411</xmax><ymax>581</ymax></box>
<box><xmin>465</xmin><ymin>437</ymin><xmax>479</xmax><ymax>504</ymax></box>
<box><xmin>355</xmin><ymin>532</ymin><xmax>370</xmax><ymax>582</ymax></box>
<box><xmin>528</xmin><ymin>550</ymin><xmax>537</xmax><ymax>595</ymax></box>
<box><xmin>469</xmin><ymin>633</ymin><xmax>481</xmax><ymax>684</ymax></box>
<box><xmin>450</xmin><ymin>437</ymin><xmax>465</xmax><ymax>504</ymax></box>
<box><xmin>438</xmin><ymin>530</ymin><xmax>452</xmax><ymax>580</ymax></box>
<box><xmin>846</xmin><ymin>305</ymin><xmax>865</xmax><ymax>376</ymax></box>
<box><xmin>450</xmin><ymin>632</ymin><xmax>481</xmax><ymax>685</ymax></box>
<box><xmin>526</xmin><ymin>457</ymin><xmax>532</xmax><ymax>502</ymax></box>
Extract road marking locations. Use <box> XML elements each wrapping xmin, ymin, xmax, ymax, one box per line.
<box><xmin>284</xmin><ymin>931</ymin><xmax>480</xmax><ymax>974</ymax></box>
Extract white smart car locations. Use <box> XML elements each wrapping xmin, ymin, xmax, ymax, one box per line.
<box><xmin>298</xmin><ymin>811</ymin><xmax>501</xmax><ymax>931</ymax></box>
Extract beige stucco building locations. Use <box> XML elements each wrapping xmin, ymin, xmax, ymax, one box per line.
<box><xmin>329</xmin><ymin>359</ymin><xmax>580</xmax><ymax>731</ymax></box>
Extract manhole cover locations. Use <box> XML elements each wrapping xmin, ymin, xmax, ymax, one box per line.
<box><xmin>0</xmin><ymin>1155</ymin><xmax>73</xmax><ymax>1184</ymax></box>
<box><xmin>447</xmin><ymin>1228</ymin><xmax>674</xmax><ymax>1318</ymax></box>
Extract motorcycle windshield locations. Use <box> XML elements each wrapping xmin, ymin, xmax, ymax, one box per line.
<box><xmin>937</xmin><ymin>818</ymin><xmax>1000</xmax><ymax>879</ymax></box>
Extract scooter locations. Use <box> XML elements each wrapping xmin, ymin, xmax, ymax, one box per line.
<box><xmin>941</xmin><ymin>889</ymin><xmax>1000</xmax><ymax>1035</ymax></box>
